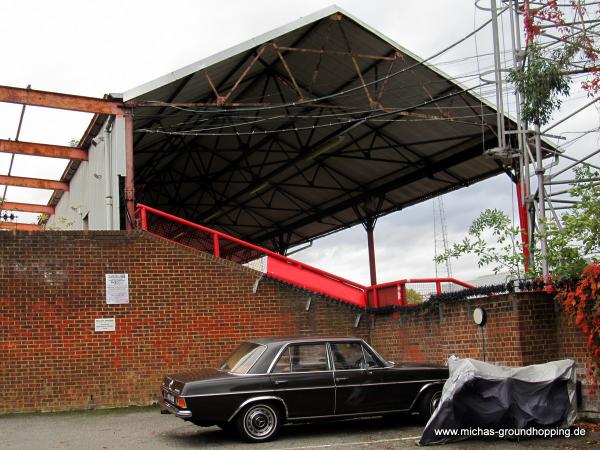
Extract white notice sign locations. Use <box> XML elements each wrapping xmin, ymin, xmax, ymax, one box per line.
<box><xmin>106</xmin><ymin>273</ymin><xmax>129</xmax><ymax>304</ymax></box>
<box><xmin>95</xmin><ymin>317</ymin><xmax>116</xmax><ymax>332</ymax></box>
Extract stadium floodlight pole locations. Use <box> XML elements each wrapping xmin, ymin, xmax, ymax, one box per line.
<box><xmin>508</xmin><ymin>0</ymin><xmax>533</xmax><ymax>272</ymax></box>
<box><xmin>535</xmin><ymin>123</ymin><xmax>549</xmax><ymax>276</ymax></box>
<box><xmin>490</xmin><ymin>0</ymin><xmax>506</xmax><ymax>149</ymax></box>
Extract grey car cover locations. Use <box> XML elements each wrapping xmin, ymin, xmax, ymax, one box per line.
<box><xmin>419</xmin><ymin>357</ymin><xmax>577</xmax><ymax>445</ymax></box>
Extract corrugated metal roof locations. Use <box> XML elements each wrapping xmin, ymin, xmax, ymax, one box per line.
<box><xmin>105</xmin><ymin>6</ymin><xmax>555</xmax><ymax>253</ymax></box>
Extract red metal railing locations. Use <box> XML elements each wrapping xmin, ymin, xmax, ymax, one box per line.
<box><xmin>135</xmin><ymin>204</ymin><xmax>475</xmax><ymax>309</ymax></box>
<box><xmin>366</xmin><ymin>278</ymin><xmax>475</xmax><ymax>309</ymax></box>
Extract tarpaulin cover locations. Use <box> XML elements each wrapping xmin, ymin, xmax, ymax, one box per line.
<box><xmin>419</xmin><ymin>357</ymin><xmax>577</xmax><ymax>445</ymax></box>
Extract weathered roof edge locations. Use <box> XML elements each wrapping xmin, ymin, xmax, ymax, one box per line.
<box><xmin>122</xmin><ymin>5</ymin><xmax>485</xmax><ymax>108</ymax></box>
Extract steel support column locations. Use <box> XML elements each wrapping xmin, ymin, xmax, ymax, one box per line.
<box><xmin>365</xmin><ymin>218</ymin><xmax>377</xmax><ymax>286</ymax></box>
<box><xmin>535</xmin><ymin>124</ymin><xmax>549</xmax><ymax>276</ymax></box>
<box><xmin>124</xmin><ymin>114</ymin><xmax>135</xmax><ymax>230</ymax></box>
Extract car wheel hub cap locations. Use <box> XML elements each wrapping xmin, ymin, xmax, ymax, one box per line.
<box><xmin>245</xmin><ymin>407</ymin><xmax>275</xmax><ymax>437</ymax></box>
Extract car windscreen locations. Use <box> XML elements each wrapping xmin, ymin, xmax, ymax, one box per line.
<box><xmin>219</xmin><ymin>342</ymin><xmax>266</xmax><ymax>374</ymax></box>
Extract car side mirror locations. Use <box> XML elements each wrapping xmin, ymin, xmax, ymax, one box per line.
<box><xmin>388</xmin><ymin>360</ymin><xmax>395</xmax><ymax>366</ymax></box>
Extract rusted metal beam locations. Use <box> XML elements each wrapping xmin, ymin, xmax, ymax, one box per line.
<box><xmin>128</xmin><ymin>100</ymin><xmax>270</xmax><ymax>108</ymax></box>
<box><xmin>0</xmin><ymin>201</ymin><xmax>54</xmax><ymax>214</ymax></box>
<box><xmin>204</xmin><ymin>72</ymin><xmax>225</xmax><ymax>105</ymax></box>
<box><xmin>0</xmin><ymin>175</ymin><xmax>69</xmax><ymax>191</ymax></box>
<box><xmin>376</xmin><ymin>57</ymin><xmax>398</xmax><ymax>103</ymax></box>
<box><xmin>273</xmin><ymin>44</ymin><xmax>304</xmax><ymax>100</ymax></box>
<box><xmin>0</xmin><ymin>84</ymin><xmax>29</xmax><ymax>217</ymax></box>
<box><xmin>128</xmin><ymin>100</ymin><xmax>353</xmax><ymax>109</ymax></box>
<box><xmin>0</xmin><ymin>85</ymin><xmax>124</xmax><ymax>115</ymax></box>
<box><xmin>350</xmin><ymin>55</ymin><xmax>379</xmax><ymax>109</ymax></box>
<box><xmin>275</xmin><ymin>46</ymin><xmax>400</xmax><ymax>61</ymax></box>
<box><xmin>0</xmin><ymin>222</ymin><xmax>42</xmax><ymax>231</ymax></box>
<box><xmin>0</xmin><ymin>139</ymin><xmax>88</xmax><ymax>160</ymax></box>
<box><xmin>220</xmin><ymin>46</ymin><xmax>267</xmax><ymax>105</ymax></box>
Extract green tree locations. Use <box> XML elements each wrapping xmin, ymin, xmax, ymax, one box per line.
<box><xmin>405</xmin><ymin>288</ymin><xmax>424</xmax><ymax>304</ymax></box>
<box><xmin>435</xmin><ymin>208</ymin><xmax>524</xmax><ymax>278</ymax></box>
<box><xmin>543</xmin><ymin>167</ymin><xmax>600</xmax><ymax>278</ymax></box>
<box><xmin>436</xmin><ymin>168</ymin><xmax>599</xmax><ymax>279</ymax></box>
<box><xmin>508</xmin><ymin>2</ymin><xmax>600</xmax><ymax>126</ymax></box>
<box><xmin>507</xmin><ymin>42</ymin><xmax>572</xmax><ymax>126</ymax></box>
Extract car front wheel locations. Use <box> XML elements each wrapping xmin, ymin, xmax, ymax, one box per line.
<box><xmin>418</xmin><ymin>387</ymin><xmax>442</xmax><ymax>422</ymax></box>
<box><xmin>236</xmin><ymin>403</ymin><xmax>281</xmax><ymax>442</ymax></box>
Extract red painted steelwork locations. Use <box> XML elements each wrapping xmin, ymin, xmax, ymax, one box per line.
<box><xmin>136</xmin><ymin>204</ymin><xmax>476</xmax><ymax>309</ymax></box>
<box><xmin>213</xmin><ymin>235</ymin><xmax>220</xmax><ymax>258</ymax></box>
<box><xmin>366</xmin><ymin>278</ymin><xmax>475</xmax><ymax>308</ymax></box>
<box><xmin>140</xmin><ymin>207</ymin><xmax>148</xmax><ymax>230</ymax></box>
<box><xmin>267</xmin><ymin>257</ymin><xmax>366</xmax><ymax>307</ymax></box>
<box><xmin>516</xmin><ymin>183</ymin><xmax>530</xmax><ymax>273</ymax></box>
<box><xmin>136</xmin><ymin>203</ymin><xmax>366</xmax><ymax>300</ymax></box>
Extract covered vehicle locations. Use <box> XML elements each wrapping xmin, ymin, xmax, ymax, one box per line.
<box><xmin>159</xmin><ymin>337</ymin><xmax>448</xmax><ymax>442</ymax></box>
<box><xmin>419</xmin><ymin>357</ymin><xmax>577</xmax><ymax>445</ymax></box>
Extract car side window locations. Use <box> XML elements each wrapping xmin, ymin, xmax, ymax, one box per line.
<box><xmin>272</xmin><ymin>348</ymin><xmax>291</xmax><ymax>373</ymax></box>
<box><xmin>290</xmin><ymin>344</ymin><xmax>329</xmax><ymax>372</ymax></box>
<box><xmin>273</xmin><ymin>344</ymin><xmax>329</xmax><ymax>373</ymax></box>
<box><xmin>363</xmin><ymin>345</ymin><xmax>383</xmax><ymax>368</ymax></box>
<box><xmin>331</xmin><ymin>342</ymin><xmax>365</xmax><ymax>370</ymax></box>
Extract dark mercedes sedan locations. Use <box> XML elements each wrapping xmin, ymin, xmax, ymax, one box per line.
<box><xmin>159</xmin><ymin>337</ymin><xmax>448</xmax><ymax>442</ymax></box>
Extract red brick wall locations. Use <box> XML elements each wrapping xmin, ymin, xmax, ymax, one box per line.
<box><xmin>555</xmin><ymin>312</ymin><xmax>600</xmax><ymax>415</ymax></box>
<box><xmin>371</xmin><ymin>292</ymin><xmax>599</xmax><ymax>417</ymax></box>
<box><xmin>0</xmin><ymin>231</ymin><xmax>368</xmax><ymax>413</ymax></box>
<box><xmin>371</xmin><ymin>297</ymin><xmax>523</xmax><ymax>367</ymax></box>
<box><xmin>0</xmin><ymin>231</ymin><xmax>597</xmax><ymax>417</ymax></box>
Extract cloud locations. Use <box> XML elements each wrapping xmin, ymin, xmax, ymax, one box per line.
<box><xmin>294</xmin><ymin>172</ymin><xmax>519</xmax><ymax>284</ymax></box>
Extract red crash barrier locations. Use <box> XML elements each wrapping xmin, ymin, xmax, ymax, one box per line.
<box><xmin>135</xmin><ymin>204</ymin><xmax>474</xmax><ymax>309</ymax></box>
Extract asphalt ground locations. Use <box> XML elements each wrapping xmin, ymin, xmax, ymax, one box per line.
<box><xmin>0</xmin><ymin>406</ymin><xmax>597</xmax><ymax>450</ymax></box>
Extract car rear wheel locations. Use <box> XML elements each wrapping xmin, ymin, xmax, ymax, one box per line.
<box><xmin>418</xmin><ymin>387</ymin><xmax>442</xmax><ymax>422</ymax></box>
<box><xmin>236</xmin><ymin>403</ymin><xmax>281</xmax><ymax>442</ymax></box>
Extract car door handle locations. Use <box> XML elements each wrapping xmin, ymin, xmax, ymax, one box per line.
<box><xmin>335</xmin><ymin>376</ymin><xmax>349</xmax><ymax>382</ymax></box>
<box><xmin>274</xmin><ymin>380</ymin><xmax>288</xmax><ymax>386</ymax></box>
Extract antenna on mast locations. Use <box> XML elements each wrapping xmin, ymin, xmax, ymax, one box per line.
<box><xmin>433</xmin><ymin>196</ymin><xmax>452</xmax><ymax>278</ymax></box>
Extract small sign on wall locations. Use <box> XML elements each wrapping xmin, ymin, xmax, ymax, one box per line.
<box><xmin>106</xmin><ymin>273</ymin><xmax>129</xmax><ymax>304</ymax></box>
<box><xmin>95</xmin><ymin>317</ymin><xmax>116</xmax><ymax>332</ymax></box>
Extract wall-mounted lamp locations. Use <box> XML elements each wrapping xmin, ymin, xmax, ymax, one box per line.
<box><xmin>305</xmin><ymin>296</ymin><xmax>312</xmax><ymax>311</ymax></box>
<box><xmin>473</xmin><ymin>307</ymin><xmax>488</xmax><ymax>362</ymax></box>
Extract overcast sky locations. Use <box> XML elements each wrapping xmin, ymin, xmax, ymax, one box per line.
<box><xmin>0</xmin><ymin>1</ymin><xmax>598</xmax><ymax>285</ymax></box>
